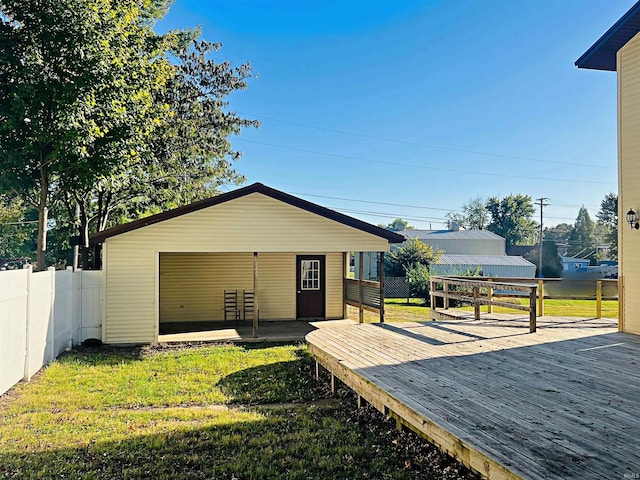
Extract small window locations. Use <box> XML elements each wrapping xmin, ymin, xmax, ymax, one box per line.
<box><xmin>301</xmin><ymin>260</ymin><xmax>320</xmax><ymax>290</ymax></box>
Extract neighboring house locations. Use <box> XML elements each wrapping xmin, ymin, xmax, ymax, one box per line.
<box><xmin>89</xmin><ymin>183</ymin><xmax>403</xmax><ymax>344</ymax></box>
<box><xmin>559</xmin><ymin>256</ymin><xmax>590</xmax><ymax>272</ymax></box>
<box><xmin>577</xmin><ymin>0</ymin><xmax>640</xmax><ymax>334</ymax></box>
<box><xmin>401</xmin><ymin>227</ymin><xmax>505</xmax><ymax>256</ymax></box>
<box><xmin>356</xmin><ymin>224</ymin><xmax>535</xmax><ymax>279</ymax></box>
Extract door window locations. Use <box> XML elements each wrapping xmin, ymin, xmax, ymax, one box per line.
<box><xmin>301</xmin><ymin>260</ymin><xmax>320</xmax><ymax>290</ymax></box>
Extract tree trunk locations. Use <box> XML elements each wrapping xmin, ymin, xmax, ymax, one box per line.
<box><xmin>35</xmin><ymin>166</ymin><xmax>48</xmax><ymax>271</ymax></box>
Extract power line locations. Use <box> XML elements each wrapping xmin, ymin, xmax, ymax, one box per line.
<box><xmin>287</xmin><ymin>191</ymin><xmax>460</xmax><ymax>212</ymax></box>
<box><xmin>240</xmin><ymin>112</ymin><xmax>614</xmax><ymax>170</ymax></box>
<box><xmin>236</xmin><ymin>138</ymin><xmax>616</xmax><ymax>185</ymax></box>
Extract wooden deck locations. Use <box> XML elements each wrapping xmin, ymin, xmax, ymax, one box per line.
<box><xmin>306</xmin><ymin>314</ymin><xmax>640</xmax><ymax>480</ymax></box>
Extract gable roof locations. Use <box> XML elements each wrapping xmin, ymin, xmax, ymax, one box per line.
<box><xmin>90</xmin><ymin>182</ymin><xmax>405</xmax><ymax>244</ymax></box>
<box><xmin>576</xmin><ymin>1</ymin><xmax>640</xmax><ymax>71</ymax></box>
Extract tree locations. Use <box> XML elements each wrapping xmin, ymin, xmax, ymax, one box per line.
<box><xmin>385</xmin><ymin>238</ymin><xmax>441</xmax><ymax>277</ymax></box>
<box><xmin>567</xmin><ymin>207</ymin><xmax>596</xmax><ymax>263</ymax></box>
<box><xmin>596</xmin><ymin>192</ymin><xmax>618</xmax><ymax>260</ymax></box>
<box><xmin>0</xmin><ymin>195</ymin><xmax>36</xmax><ymax>262</ymax></box>
<box><xmin>0</xmin><ymin>0</ymin><xmax>174</xmax><ymax>269</ymax></box>
<box><xmin>486</xmin><ymin>194</ymin><xmax>537</xmax><ymax>246</ymax></box>
<box><xmin>525</xmin><ymin>240</ymin><xmax>563</xmax><ymax>278</ymax></box>
<box><xmin>544</xmin><ymin>223</ymin><xmax>573</xmax><ymax>246</ymax></box>
<box><xmin>379</xmin><ymin>218</ymin><xmax>414</xmax><ymax>231</ymax></box>
<box><xmin>58</xmin><ymin>38</ymin><xmax>257</xmax><ymax>265</ymax></box>
<box><xmin>0</xmin><ymin>0</ymin><xmax>256</xmax><ymax>269</ymax></box>
<box><xmin>446</xmin><ymin>196</ymin><xmax>489</xmax><ymax>230</ymax></box>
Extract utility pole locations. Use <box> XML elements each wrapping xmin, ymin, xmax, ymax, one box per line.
<box><xmin>536</xmin><ymin>198</ymin><xmax>550</xmax><ymax>278</ymax></box>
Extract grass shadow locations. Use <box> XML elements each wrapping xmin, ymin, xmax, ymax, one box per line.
<box><xmin>57</xmin><ymin>345</ymin><xmax>147</xmax><ymax>367</ymax></box>
<box><xmin>216</xmin><ymin>350</ymin><xmax>321</xmax><ymax>404</ymax></box>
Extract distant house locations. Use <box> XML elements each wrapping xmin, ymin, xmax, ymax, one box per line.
<box><xmin>356</xmin><ymin>224</ymin><xmax>535</xmax><ymax>279</ymax></box>
<box><xmin>559</xmin><ymin>256</ymin><xmax>590</xmax><ymax>271</ymax></box>
<box><xmin>577</xmin><ymin>0</ymin><xmax>640</xmax><ymax>334</ymax></box>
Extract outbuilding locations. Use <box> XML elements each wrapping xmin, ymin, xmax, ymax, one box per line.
<box><xmin>90</xmin><ymin>183</ymin><xmax>404</xmax><ymax>344</ymax></box>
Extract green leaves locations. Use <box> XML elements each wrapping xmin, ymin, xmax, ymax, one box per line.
<box><xmin>486</xmin><ymin>194</ymin><xmax>537</xmax><ymax>246</ymax></box>
<box><xmin>0</xmin><ymin>0</ymin><xmax>258</xmax><ymax>266</ymax></box>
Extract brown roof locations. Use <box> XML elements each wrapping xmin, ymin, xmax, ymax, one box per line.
<box><xmin>90</xmin><ymin>182</ymin><xmax>405</xmax><ymax>244</ymax></box>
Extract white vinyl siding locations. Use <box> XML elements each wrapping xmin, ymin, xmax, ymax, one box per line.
<box><xmin>619</xmin><ymin>33</ymin><xmax>640</xmax><ymax>334</ymax></box>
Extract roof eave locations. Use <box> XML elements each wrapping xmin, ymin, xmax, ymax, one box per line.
<box><xmin>575</xmin><ymin>1</ymin><xmax>640</xmax><ymax>71</ymax></box>
<box><xmin>89</xmin><ymin>183</ymin><xmax>405</xmax><ymax>245</ymax></box>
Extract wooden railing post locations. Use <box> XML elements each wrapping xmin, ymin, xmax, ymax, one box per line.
<box><xmin>443</xmin><ymin>280</ymin><xmax>449</xmax><ymax>309</ymax></box>
<box><xmin>487</xmin><ymin>279</ymin><xmax>493</xmax><ymax>314</ymax></box>
<box><xmin>358</xmin><ymin>252</ymin><xmax>364</xmax><ymax>324</ymax></box>
<box><xmin>596</xmin><ymin>280</ymin><xmax>602</xmax><ymax>319</ymax></box>
<box><xmin>537</xmin><ymin>279</ymin><xmax>544</xmax><ymax>317</ymax></box>
<box><xmin>529</xmin><ymin>286</ymin><xmax>537</xmax><ymax>333</ymax></box>
<box><xmin>473</xmin><ymin>286</ymin><xmax>480</xmax><ymax>320</ymax></box>
<box><xmin>429</xmin><ymin>278</ymin><xmax>434</xmax><ymax>313</ymax></box>
<box><xmin>379</xmin><ymin>252</ymin><xmax>385</xmax><ymax>323</ymax></box>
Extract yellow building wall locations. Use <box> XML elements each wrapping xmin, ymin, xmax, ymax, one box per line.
<box><xmin>159</xmin><ymin>252</ymin><xmax>344</xmax><ymax>323</ymax></box>
<box><xmin>103</xmin><ymin>193</ymin><xmax>379</xmax><ymax>343</ymax></box>
<box><xmin>618</xmin><ymin>33</ymin><xmax>640</xmax><ymax>334</ymax></box>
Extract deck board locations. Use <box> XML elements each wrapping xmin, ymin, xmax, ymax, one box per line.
<box><xmin>307</xmin><ymin>315</ymin><xmax>640</xmax><ymax>479</ymax></box>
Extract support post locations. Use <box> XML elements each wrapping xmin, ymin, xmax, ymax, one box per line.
<box><xmin>429</xmin><ymin>278</ymin><xmax>435</xmax><ymax>315</ymax></box>
<box><xmin>487</xmin><ymin>279</ymin><xmax>493</xmax><ymax>314</ymax></box>
<box><xmin>253</xmin><ymin>252</ymin><xmax>259</xmax><ymax>338</ymax></box>
<box><xmin>358</xmin><ymin>252</ymin><xmax>364</xmax><ymax>323</ymax></box>
<box><xmin>315</xmin><ymin>361</ymin><xmax>319</xmax><ymax>380</ymax></box>
<box><xmin>343</xmin><ymin>252</ymin><xmax>348</xmax><ymax>319</ymax></box>
<box><xmin>379</xmin><ymin>252</ymin><xmax>385</xmax><ymax>323</ymax></box>
<box><xmin>618</xmin><ymin>278</ymin><xmax>623</xmax><ymax>332</ymax></box>
<box><xmin>473</xmin><ymin>286</ymin><xmax>480</xmax><ymax>320</ymax></box>
<box><xmin>529</xmin><ymin>287</ymin><xmax>537</xmax><ymax>333</ymax></box>
<box><xmin>596</xmin><ymin>280</ymin><xmax>602</xmax><ymax>319</ymax></box>
<box><xmin>537</xmin><ymin>279</ymin><xmax>544</xmax><ymax>317</ymax></box>
<box><xmin>331</xmin><ymin>373</ymin><xmax>336</xmax><ymax>393</ymax></box>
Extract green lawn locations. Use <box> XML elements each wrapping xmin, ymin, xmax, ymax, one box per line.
<box><xmin>456</xmin><ymin>298</ymin><xmax>618</xmax><ymax>318</ymax></box>
<box><xmin>0</xmin><ymin>343</ymin><xmax>476</xmax><ymax>480</ymax></box>
<box><xmin>348</xmin><ymin>298</ymin><xmax>618</xmax><ymax>323</ymax></box>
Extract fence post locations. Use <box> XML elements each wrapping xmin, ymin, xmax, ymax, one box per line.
<box><xmin>596</xmin><ymin>280</ymin><xmax>602</xmax><ymax>319</ymax></box>
<box><xmin>379</xmin><ymin>252</ymin><xmax>385</xmax><ymax>323</ymax></box>
<box><xmin>537</xmin><ymin>279</ymin><xmax>544</xmax><ymax>317</ymax></box>
<box><xmin>473</xmin><ymin>286</ymin><xmax>480</xmax><ymax>320</ymax></box>
<box><xmin>48</xmin><ymin>267</ymin><xmax>56</xmax><ymax>362</ymax></box>
<box><xmin>358</xmin><ymin>252</ymin><xmax>364</xmax><ymax>323</ymax></box>
<box><xmin>529</xmin><ymin>287</ymin><xmax>537</xmax><ymax>333</ymax></box>
<box><xmin>23</xmin><ymin>264</ymin><xmax>32</xmax><ymax>382</ymax></box>
<box><xmin>487</xmin><ymin>279</ymin><xmax>493</xmax><ymax>314</ymax></box>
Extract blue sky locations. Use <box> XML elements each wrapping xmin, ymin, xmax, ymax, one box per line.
<box><xmin>156</xmin><ymin>1</ymin><xmax>628</xmax><ymax>229</ymax></box>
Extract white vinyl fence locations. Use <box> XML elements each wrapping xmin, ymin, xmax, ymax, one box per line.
<box><xmin>0</xmin><ymin>266</ymin><xmax>103</xmax><ymax>396</ymax></box>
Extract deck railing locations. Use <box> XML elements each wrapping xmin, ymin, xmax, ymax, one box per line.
<box><xmin>345</xmin><ymin>278</ymin><xmax>383</xmax><ymax>322</ymax></box>
<box><xmin>430</xmin><ymin>276</ymin><xmax>538</xmax><ymax>332</ymax></box>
